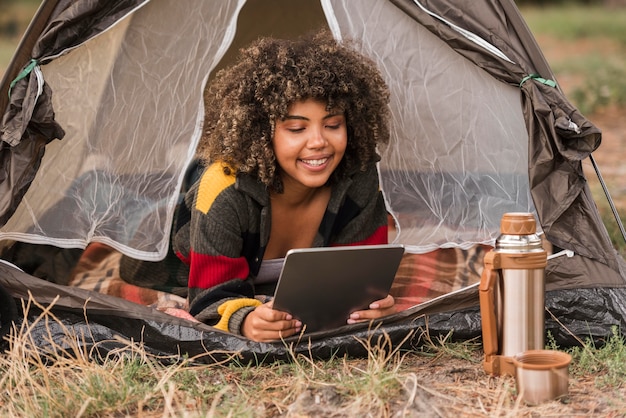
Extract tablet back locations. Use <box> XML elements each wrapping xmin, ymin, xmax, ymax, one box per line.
<box><xmin>272</xmin><ymin>244</ymin><xmax>404</xmax><ymax>333</ymax></box>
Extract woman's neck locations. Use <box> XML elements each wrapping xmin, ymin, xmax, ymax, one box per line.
<box><xmin>265</xmin><ymin>184</ymin><xmax>332</xmax><ymax>259</ymax></box>
<box><xmin>272</xmin><ymin>178</ymin><xmax>329</xmax><ymax>208</ymax></box>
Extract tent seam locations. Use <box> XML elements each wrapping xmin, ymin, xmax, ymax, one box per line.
<box><xmin>411</xmin><ymin>0</ymin><xmax>515</xmax><ymax>64</ymax></box>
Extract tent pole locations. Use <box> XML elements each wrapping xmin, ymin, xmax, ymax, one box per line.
<box><xmin>590</xmin><ymin>153</ymin><xmax>626</xmax><ymax>244</ymax></box>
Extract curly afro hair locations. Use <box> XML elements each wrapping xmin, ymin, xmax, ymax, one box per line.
<box><xmin>199</xmin><ymin>30</ymin><xmax>390</xmax><ymax>192</ymax></box>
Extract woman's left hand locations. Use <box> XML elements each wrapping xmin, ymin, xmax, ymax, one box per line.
<box><xmin>347</xmin><ymin>294</ymin><xmax>396</xmax><ymax>325</ymax></box>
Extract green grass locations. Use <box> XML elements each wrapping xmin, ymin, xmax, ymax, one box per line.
<box><xmin>520</xmin><ymin>4</ymin><xmax>626</xmax><ymax>45</ymax></box>
<box><xmin>522</xmin><ymin>5</ymin><xmax>626</xmax><ymax>114</ymax></box>
<box><xmin>548</xmin><ymin>326</ymin><xmax>626</xmax><ymax>389</ymax></box>
<box><xmin>0</xmin><ymin>40</ymin><xmax>18</xmax><ymax>73</ymax></box>
<box><xmin>556</xmin><ymin>55</ymin><xmax>626</xmax><ymax>114</ymax></box>
<box><xmin>546</xmin><ymin>51</ymin><xmax>626</xmax><ymax>114</ymax></box>
<box><xmin>570</xmin><ymin>327</ymin><xmax>626</xmax><ymax>389</ymax></box>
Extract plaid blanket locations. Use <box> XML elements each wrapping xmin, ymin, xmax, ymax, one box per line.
<box><xmin>69</xmin><ymin>243</ymin><xmax>490</xmax><ymax>315</ymax></box>
<box><xmin>390</xmin><ymin>245</ymin><xmax>491</xmax><ymax>311</ymax></box>
<box><xmin>68</xmin><ymin>243</ymin><xmax>196</xmax><ymax>321</ymax></box>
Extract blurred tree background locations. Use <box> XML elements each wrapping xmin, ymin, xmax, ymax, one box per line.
<box><xmin>0</xmin><ymin>0</ymin><xmax>40</xmax><ymax>76</ymax></box>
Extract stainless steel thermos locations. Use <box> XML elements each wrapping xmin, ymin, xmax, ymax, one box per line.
<box><xmin>479</xmin><ymin>212</ymin><xmax>548</xmax><ymax>376</ymax></box>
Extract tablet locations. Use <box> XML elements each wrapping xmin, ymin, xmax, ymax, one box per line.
<box><xmin>272</xmin><ymin>244</ymin><xmax>405</xmax><ymax>333</ymax></box>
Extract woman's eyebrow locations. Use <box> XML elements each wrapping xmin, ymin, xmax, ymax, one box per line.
<box><xmin>283</xmin><ymin>115</ymin><xmax>308</xmax><ymax>121</ymax></box>
<box><xmin>283</xmin><ymin>112</ymin><xmax>343</xmax><ymax>121</ymax></box>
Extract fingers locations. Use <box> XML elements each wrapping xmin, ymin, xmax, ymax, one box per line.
<box><xmin>347</xmin><ymin>294</ymin><xmax>396</xmax><ymax>325</ymax></box>
<box><xmin>241</xmin><ymin>302</ymin><xmax>302</xmax><ymax>342</ymax></box>
<box><xmin>368</xmin><ymin>294</ymin><xmax>395</xmax><ymax>310</ymax></box>
<box><xmin>242</xmin><ymin>295</ymin><xmax>397</xmax><ymax>340</ymax></box>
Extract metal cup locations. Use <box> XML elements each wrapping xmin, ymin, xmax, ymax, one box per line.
<box><xmin>513</xmin><ymin>349</ymin><xmax>571</xmax><ymax>405</ymax></box>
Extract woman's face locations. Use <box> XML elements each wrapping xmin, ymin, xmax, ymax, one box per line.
<box><xmin>273</xmin><ymin>99</ymin><xmax>347</xmax><ymax>192</ymax></box>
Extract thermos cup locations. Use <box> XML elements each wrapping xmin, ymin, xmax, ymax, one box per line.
<box><xmin>479</xmin><ymin>212</ymin><xmax>548</xmax><ymax>376</ymax></box>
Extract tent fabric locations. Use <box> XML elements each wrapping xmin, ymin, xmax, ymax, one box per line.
<box><xmin>0</xmin><ymin>276</ymin><xmax>17</xmax><ymax>342</ymax></box>
<box><xmin>386</xmin><ymin>0</ymin><xmax>620</xmax><ymax>278</ymax></box>
<box><xmin>0</xmin><ymin>0</ymin><xmax>148</xmax><ymax>227</ymax></box>
<box><xmin>3</xmin><ymin>0</ymin><xmax>536</xmax><ymax>257</ymax></box>
<box><xmin>2</xmin><ymin>261</ymin><xmax>622</xmax><ymax>363</ymax></box>
<box><xmin>330</xmin><ymin>0</ymin><xmax>535</xmax><ymax>252</ymax></box>
<box><xmin>3</xmin><ymin>0</ymin><xmax>618</xmax><ymax>270</ymax></box>
<box><xmin>1</xmin><ymin>0</ymin><xmax>246</xmax><ymax>260</ymax></box>
<box><xmin>1</xmin><ymin>0</ymin><xmax>626</xmax><ymax>361</ymax></box>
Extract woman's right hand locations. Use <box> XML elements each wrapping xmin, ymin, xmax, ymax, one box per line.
<box><xmin>241</xmin><ymin>301</ymin><xmax>302</xmax><ymax>342</ymax></box>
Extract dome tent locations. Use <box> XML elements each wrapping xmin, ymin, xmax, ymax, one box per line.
<box><xmin>0</xmin><ymin>0</ymin><xmax>625</xmax><ymax>361</ymax></box>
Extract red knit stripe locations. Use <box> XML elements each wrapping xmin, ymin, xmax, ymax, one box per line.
<box><xmin>187</xmin><ymin>251</ymin><xmax>250</xmax><ymax>289</ymax></box>
<box><xmin>176</xmin><ymin>250</ymin><xmax>190</xmax><ymax>265</ymax></box>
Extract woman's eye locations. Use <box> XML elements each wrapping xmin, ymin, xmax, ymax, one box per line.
<box><xmin>325</xmin><ymin>116</ymin><xmax>345</xmax><ymax>129</ymax></box>
<box><xmin>288</xmin><ymin>127</ymin><xmax>305</xmax><ymax>133</ymax></box>
<box><xmin>325</xmin><ymin>119</ymin><xmax>345</xmax><ymax>129</ymax></box>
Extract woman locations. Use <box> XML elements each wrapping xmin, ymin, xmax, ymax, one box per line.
<box><xmin>174</xmin><ymin>30</ymin><xmax>394</xmax><ymax>342</ymax></box>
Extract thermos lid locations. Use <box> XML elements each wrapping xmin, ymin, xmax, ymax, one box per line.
<box><xmin>496</xmin><ymin>212</ymin><xmax>543</xmax><ymax>252</ymax></box>
<box><xmin>501</xmin><ymin>213</ymin><xmax>536</xmax><ymax>235</ymax></box>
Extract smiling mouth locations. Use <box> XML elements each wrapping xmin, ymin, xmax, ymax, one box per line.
<box><xmin>300</xmin><ymin>157</ymin><xmax>329</xmax><ymax>167</ymax></box>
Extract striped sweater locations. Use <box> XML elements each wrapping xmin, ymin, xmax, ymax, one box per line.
<box><xmin>173</xmin><ymin>162</ymin><xmax>388</xmax><ymax>334</ymax></box>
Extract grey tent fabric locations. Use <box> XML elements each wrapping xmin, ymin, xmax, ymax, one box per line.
<box><xmin>0</xmin><ymin>260</ymin><xmax>481</xmax><ymax>362</ymax></box>
<box><xmin>389</xmin><ymin>0</ymin><xmax>622</xmax><ymax>283</ymax></box>
<box><xmin>1</xmin><ymin>260</ymin><xmax>621</xmax><ymax>363</ymax></box>
<box><xmin>0</xmin><ymin>0</ymin><xmax>147</xmax><ymax>226</ymax></box>
<box><xmin>1</xmin><ymin>0</ymin><xmax>625</xmax><ymax>362</ymax></box>
<box><xmin>1</xmin><ymin>0</ymin><xmax>247</xmax><ymax>259</ymax></box>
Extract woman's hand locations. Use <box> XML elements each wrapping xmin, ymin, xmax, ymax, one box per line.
<box><xmin>347</xmin><ymin>294</ymin><xmax>396</xmax><ymax>325</ymax></box>
<box><xmin>241</xmin><ymin>301</ymin><xmax>302</xmax><ymax>342</ymax></box>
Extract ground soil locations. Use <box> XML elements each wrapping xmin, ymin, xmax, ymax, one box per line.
<box><xmin>284</xmin><ymin>346</ymin><xmax>625</xmax><ymax>417</ymax></box>
<box><xmin>377</xmin><ymin>351</ymin><xmax>625</xmax><ymax>417</ymax></box>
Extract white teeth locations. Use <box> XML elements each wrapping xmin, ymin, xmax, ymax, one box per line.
<box><xmin>302</xmin><ymin>158</ymin><xmax>328</xmax><ymax>166</ymax></box>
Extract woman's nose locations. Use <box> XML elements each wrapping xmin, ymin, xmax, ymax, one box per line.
<box><xmin>307</xmin><ymin>127</ymin><xmax>327</xmax><ymax>149</ymax></box>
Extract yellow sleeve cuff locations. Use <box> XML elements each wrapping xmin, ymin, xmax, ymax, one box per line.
<box><xmin>214</xmin><ymin>298</ymin><xmax>262</xmax><ymax>332</ymax></box>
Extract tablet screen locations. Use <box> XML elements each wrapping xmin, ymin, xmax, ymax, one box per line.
<box><xmin>272</xmin><ymin>244</ymin><xmax>404</xmax><ymax>333</ymax></box>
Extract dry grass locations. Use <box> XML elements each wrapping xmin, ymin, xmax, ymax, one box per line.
<box><xmin>2</xmin><ymin>298</ymin><xmax>626</xmax><ymax>417</ymax></box>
